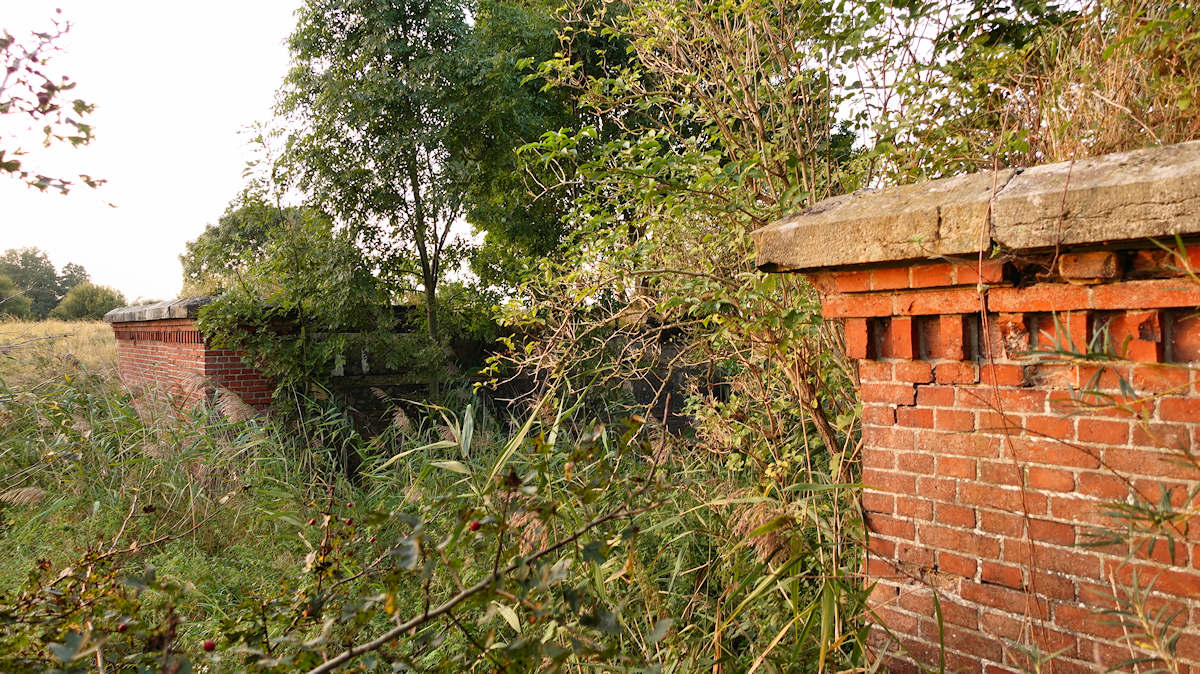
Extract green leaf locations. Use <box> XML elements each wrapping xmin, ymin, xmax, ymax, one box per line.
<box><xmin>493</xmin><ymin>602</ymin><xmax>520</xmax><ymax>631</ymax></box>
<box><xmin>430</xmin><ymin>460</ymin><xmax>471</xmax><ymax>475</ymax></box>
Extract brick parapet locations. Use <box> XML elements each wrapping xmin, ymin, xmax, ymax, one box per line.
<box><xmin>825</xmin><ymin>252</ymin><xmax>1200</xmax><ymax>672</ymax></box>
<box><xmin>752</xmin><ymin>143</ymin><xmax>1200</xmax><ymax>672</ymax></box>
<box><xmin>108</xmin><ymin>313</ymin><xmax>272</xmax><ymax>412</ymax></box>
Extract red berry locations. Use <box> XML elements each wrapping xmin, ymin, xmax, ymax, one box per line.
<box><xmin>202</xmin><ymin>640</ymin><xmax>215</xmax><ymax>652</ymax></box>
<box><xmin>469</xmin><ymin>520</ymin><xmax>481</xmax><ymax>532</ymax></box>
<box><xmin>344</xmin><ymin>518</ymin><xmax>352</xmax><ymax>526</ymax></box>
<box><xmin>307</xmin><ymin>518</ymin><xmax>316</xmax><ymax>526</ymax></box>
<box><xmin>368</xmin><ymin>536</ymin><xmax>376</xmax><ymax>543</ymax></box>
<box><xmin>117</xmin><ymin>623</ymin><xmax>128</xmax><ymax>633</ymax></box>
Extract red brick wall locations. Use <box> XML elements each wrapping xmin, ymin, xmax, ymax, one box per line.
<box><xmin>111</xmin><ymin>318</ymin><xmax>272</xmax><ymax>411</ymax></box>
<box><xmin>813</xmin><ymin>251</ymin><xmax>1200</xmax><ymax>672</ymax></box>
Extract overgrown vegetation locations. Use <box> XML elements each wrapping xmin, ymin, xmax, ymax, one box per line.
<box><xmin>3</xmin><ymin>0</ymin><xmax>1200</xmax><ymax>671</ymax></box>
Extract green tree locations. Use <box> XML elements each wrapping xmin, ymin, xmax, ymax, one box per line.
<box><xmin>450</xmin><ymin>0</ymin><xmax>579</xmax><ymax>287</ymax></box>
<box><xmin>0</xmin><ymin>273</ymin><xmax>32</xmax><ymax>318</ymax></box>
<box><xmin>279</xmin><ymin>0</ymin><xmax>472</xmax><ymax>342</ymax></box>
<box><xmin>0</xmin><ymin>247</ymin><xmax>59</xmax><ymax>319</ymax></box>
<box><xmin>48</xmin><ymin>282</ymin><xmax>124</xmax><ymax>320</ymax></box>
<box><xmin>55</xmin><ymin>261</ymin><xmax>89</xmax><ymax>297</ymax></box>
<box><xmin>181</xmin><ymin>196</ymin><xmax>306</xmax><ymax>296</ymax></box>
<box><xmin>0</xmin><ymin>13</ymin><xmax>100</xmax><ymax>193</ymax></box>
<box><xmin>190</xmin><ymin>193</ymin><xmax>405</xmax><ymax>391</ymax></box>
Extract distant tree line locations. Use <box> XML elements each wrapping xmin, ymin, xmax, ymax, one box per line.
<box><xmin>0</xmin><ymin>247</ymin><xmax>124</xmax><ymax>320</ymax></box>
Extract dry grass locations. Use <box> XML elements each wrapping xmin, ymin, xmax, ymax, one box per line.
<box><xmin>0</xmin><ymin>319</ymin><xmax>118</xmax><ymax>389</ymax></box>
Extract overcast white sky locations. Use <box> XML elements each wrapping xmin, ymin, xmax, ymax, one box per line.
<box><xmin>1</xmin><ymin>1</ymin><xmax>303</xmax><ymax>301</ymax></box>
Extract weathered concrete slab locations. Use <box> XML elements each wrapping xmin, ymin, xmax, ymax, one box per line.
<box><xmin>754</xmin><ymin>141</ymin><xmax>1200</xmax><ymax>272</ymax></box>
<box><xmin>992</xmin><ymin>141</ymin><xmax>1200</xmax><ymax>249</ymax></box>
<box><xmin>752</xmin><ymin>170</ymin><xmax>1013</xmax><ymax>272</ymax></box>
<box><xmin>104</xmin><ymin>297</ymin><xmax>213</xmax><ymax>323</ymax></box>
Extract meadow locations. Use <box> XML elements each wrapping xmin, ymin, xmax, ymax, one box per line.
<box><xmin>0</xmin><ymin>318</ymin><xmax>862</xmax><ymax>672</ymax></box>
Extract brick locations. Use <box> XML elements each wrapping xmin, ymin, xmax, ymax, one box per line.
<box><xmin>937</xmin><ymin>455</ymin><xmax>977</xmax><ymax>479</ymax></box>
<box><xmin>917</xmin><ymin>385</ymin><xmax>956</xmax><ymax>407</ymax></box>
<box><xmin>1027</xmin><ymin>466</ymin><xmax>1075</xmax><ymax>491</ymax></box>
<box><xmin>979</xmin><ymin>363</ymin><xmax>1027</xmax><ymax>387</ymax></box>
<box><xmin>1107</xmin><ymin>310</ymin><xmax>1163</xmax><ymax>362</ymax></box>
<box><xmin>976</xmin><ymin>410</ymin><xmax>1025</xmax><ymax>434</ymax></box>
<box><xmin>1006</xmin><ymin>543</ymin><xmax>1101</xmax><ymax>578</ymax></box>
<box><xmin>884</xmin><ymin>317</ymin><xmax>918</xmax><ymax>359</ymax></box>
<box><xmin>895</xmin><ymin>451</ymin><xmax>934</xmax><ymax>474</ymax></box>
<box><xmin>961</xmin><ymin>483</ymin><xmax>1046</xmax><ymax>513</ymax></box>
<box><xmin>865</xmin><ymin>512</ymin><xmax>915</xmax><ymax>539</ymax></box>
<box><xmin>935</xmin><ymin>361</ymin><xmax>978</xmax><ymax>384</ymax></box>
<box><xmin>955</xmin><ymin>259</ymin><xmax>1006</xmax><ymax>285</ymax></box>
<box><xmin>920</xmin><ymin>523</ymin><xmax>1001</xmax><ymax>558</ymax></box>
<box><xmin>867</xmin><ymin>426</ymin><xmax>916</xmax><ymax>449</ymax></box>
<box><xmin>999</xmin><ymin>388</ymin><xmax>1047</xmax><ymax>413</ymax></box>
<box><xmin>862</xmin><ymin>446</ymin><xmax>896</xmax><ymax>470</ymax></box>
<box><xmin>888</xmin><ymin>408</ymin><xmax>930</xmax><ymax>438</ymax></box>
<box><xmin>919</xmin><ymin>431</ymin><xmax>997</xmax><ymax>458</ymax></box>
<box><xmin>981</xmin><ymin>460</ymin><xmax>1024</xmax><ymax>485</ymax></box>
<box><xmin>937</xmin><ymin>503</ymin><xmax>976</xmax><ymax>528</ymax></box>
<box><xmin>862</xmin><ymin>468</ymin><xmax>916</xmax><ymax>495</ymax></box>
<box><xmin>1129</xmin><ymin>364</ymin><xmax>1189</xmax><ymax>393</ymax></box>
<box><xmin>861</xmin><ymin>382</ymin><xmax>916</xmax><ymax>405</ymax></box>
<box><xmin>867</xmin><ymin>556</ymin><xmax>899</xmax><ymax>578</ymax></box>
<box><xmin>1170</xmin><ymin>311</ymin><xmax>1200</xmax><ymax>362</ymax></box>
<box><xmin>867</xmin><ymin>535</ymin><xmax>895</xmax><ymax>558</ymax></box>
<box><xmin>862</xmin><ymin>404</ymin><xmax>896</xmax><ymax>426</ymax></box>
<box><xmin>859</xmin><ymin>360</ymin><xmax>893</xmax><ymax>381</ymax></box>
<box><xmin>981</xmin><ymin>561</ymin><xmax>1024</xmax><ymax>589</ymax></box>
<box><xmin>916</xmin><ymin>476</ymin><xmax>957</xmax><ymax>501</ymax></box>
<box><xmin>822</xmin><ymin>292</ymin><xmax>892</xmax><ymax>317</ymax></box>
<box><xmin>1028</xmin><ymin>519</ymin><xmax>1075</xmax><ymax>545</ymax></box>
<box><xmin>911</xmin><ymin>262</ymin><xmax>954</xmax><ymax>288</ymax></box>
<box><xmin>1022</xmin><ymin>415</ymin><xmax>1076</xmax><ymax>440</ymax></box>
<box><xmin>894</xmin><ymin>360</ymin><xmax>934</xmax><ymax>383</ymax></box>
<box><xmin>935</xmin><ymin>408</ymin><xmax>975</xmax><ymax>432</ymax></box>
<box><xmin>1032</xmin><ymin>311</ymin><xmax>1090</xmax><ymax>353</ymax></box>
<box><xmin>894</xmin><ymin>288</ymin><xmax>981</xmax><ymax>315</ymax></box>
<box><xmin>1076</xmin><ymin>418</ymin><xmax>1130</xmax><ymax>444</ymax></box>
<box><xmin>961</xmin><ymin>581</ymin><xmax>1048</xmax><ymax>616</ymax></box>
<box><xmin>1076</xmin><ymin>471</ymin><xmax>1130</xmax><ymax>500</ymax></box>
<box><xmin>994</xmin><ymin>313</ymin><xmax>1030</xmax><ymax>358</ymax></box>
<box><xmin>989</xmin><ymin>284</ymin><xmax>1091</xmax><ymax>313</ymax></box>
<box><xmin>1058</xmin><ymin>251</ymin><xmax>1122</xmax><ymax>281</ymax></box>
<box><xmin>895</xmin><ymin>541</ymin><xmax>935</xmax><ymax>568</ymax></box>
<box><xmin>845</xmin><ymin>317</ymin><xmax>871</xmax><ymax>359</ymax></box>
<box><xmin>1104</xmin><ymin>446</ymin><xmax>1178</xmax><ymax>479</ymax></box>
<box><xmin>872</xmin><ymin>266</ymin><xmax>911</xmax><ymax>290</ymax></box>
<box><xmin>1092</xmin><ymin>278</ymin><xmax>1200</xmax><ymax>310</ymax></box>
<box><xmin>1130</xmin><ymin>421</ymin><xmax>1189</xmax><ymax>450</ymax></box>
<box><xmin>896</xmin><ymin>495</ymin><xmax>934</xmax><ymax>520</ymax></box>
<box><xmin>832</xmin><ymin>270</ymin><xmax>871</xmax><ymax>293</ymax></box>
<box><xmin>1158</xmin><ymin>396</ymin><xmax>1200</xmax><ymax>422</ymax></box>
<box><xmin>1053</xmin><ymin>604</ymin><xmax>1124</xmax><ymax>640</ymax></box>
<box><xmin>872</xmin><ymin>605</ymin><xmax>919</xmax><ymax>635</ymax></box>
<box><xmin>938</xmin><ymin>551</ymin><xmax>978</xmax><ymax>579</ymax></box>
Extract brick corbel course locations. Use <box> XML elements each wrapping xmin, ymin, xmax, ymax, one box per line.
<box><xmin>752</xmin><ymin>142</ymin><xmax>1200</xmax><ymax>673</ymax></box>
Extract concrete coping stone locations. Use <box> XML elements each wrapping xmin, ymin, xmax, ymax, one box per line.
<box><xmin>752</xmin><ymin>140</ymin><xmax>1200</xmax><ymax>272</ymax></box>
<box><xmin>104</xmin><ymin>297</ymin><xmax>214</xmax><ymax>323</ymax></box>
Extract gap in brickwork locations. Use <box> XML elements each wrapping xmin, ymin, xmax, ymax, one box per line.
<box><xmin>1165</xmin><ymin>309</ymin><xmax>1200</xmax><ymax>362</ymax></box>
<box><xmin>867</xmin><ymin>318</ymin><xmax>885</xmax><ymax>360</ymax></box>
